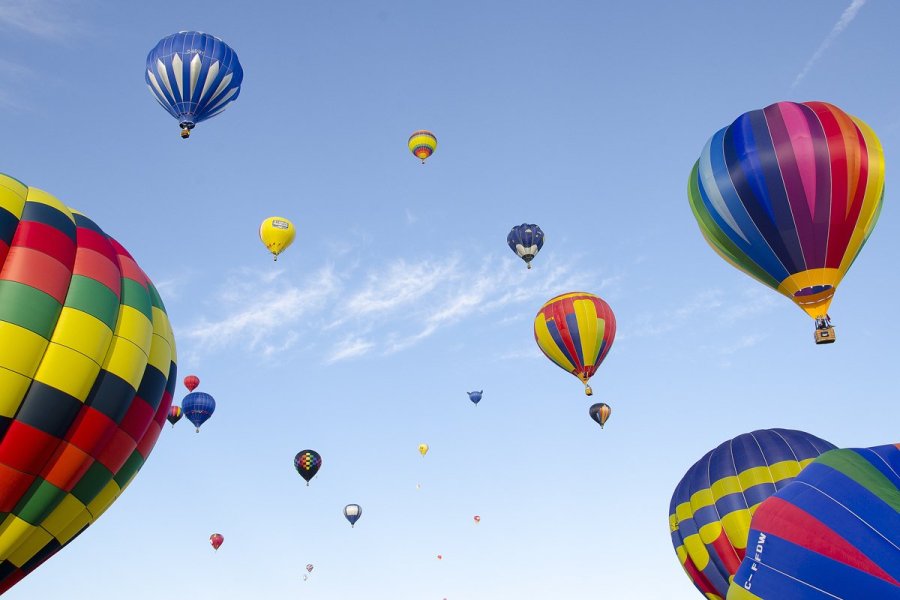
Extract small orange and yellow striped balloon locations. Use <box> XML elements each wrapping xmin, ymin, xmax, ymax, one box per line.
<box><xmin>408</xmin><ymin>130</ymin><xmax>437</xmax><ymax>163</ymax></box>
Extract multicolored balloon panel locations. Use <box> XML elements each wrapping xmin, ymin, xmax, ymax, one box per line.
<box><xmin>533</xmin><ymin>292</ymin><xmax>616</xmax><ymax>395</ymax></box>
<box><xmin>669</xmin><ymin>429</ymin><xmax>836</xmax><ymax>600</ymax></box>
<box><xmin>688</xmin><ymin>101</ymin><xmax>885</xmax><ymax>321</ymax></box>
<box><xmin>727</xmin><ymin>444</ymin><xmax>900</xmax><ymax>599</ymax></box>
<box><xmin>145</xmin><ymin>31</ymin><xmax>243</xmax><ymax>138</ymax></box>
<box><xmin>0</xmin><ymin>173</ymin><xmax>177</xmax><ymax>594</ymax></box>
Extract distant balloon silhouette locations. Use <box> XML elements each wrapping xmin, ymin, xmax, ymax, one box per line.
<box><xmin>184</xmin><ymin>374</ymin><xmax>199</xmax><ymax>392</ymax></box>
<box><xmin>167</xmin><ymin>405</ymin><xmax>183</xmax><ymax>427</ymax></box>
<box><xmin>468</xmin><ymin>391</ymin><xmax>483</xmax><ymax>405</ymax></box>
<box><xmin>210</xmin><ymin>533</ymin><xmax>224</xmax><ymax>551</ymax></box>
<box><xmin>344</xmin><ymin>504</ymin><xmax>362</xmax><ymax>528</ymax></box>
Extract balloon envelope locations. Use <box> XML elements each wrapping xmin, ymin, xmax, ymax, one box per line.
<box><xmin>306</xmin><ymin>563</ymin><xmax>314</xmax><ymax>574</ymax></box>
<box><xmin>183</xmin><ymin>374</ymin><xmax>199</xmax><ymax>392</ymax></box>
<box><xmin>589</xmin><ymin>403</ymin><xmax>611</xmax><ymax>428</ymax></box>
<box><xmin>688</xmin><ymin>101</ymin><xmax>885</xmax><ymax>324</ymax></box>
<box><xmin>294</xmin><ymin>449</ymin><xmax>322</xmax><ymax>485</ymax></box>
<box><xmin>259</xmin><ymin>217</ymin><xmax>296</xmax><ymax>260</ymax></box>
<box><xmin>727</xmin><ymin>444</ymin><xmax>900</xmax><ymax>599</ymax></box>
<box><xmin>344</xmin><ymin>504</ymin><xmax>362</xmax><ymax>527</ymax></box>
<box><xmin>669</xmin><ymin>429</ymin><xmax>836</xmax><ymax>599</ymax></box>
<box><xmin>145</xmin><ymin>31</ymin><xmax>243</xmax><ymax>138</ymax></box>
<box><xmin>418</xmin><ymin>443</ymin><xmax>429</xmax><ymax>457</ymax></box>
<box><xmin>167</xmin><ymin>405</ymin><xmax>183</xmax><ymax>426</ymax></box>
<box><xmin>210</xmin><ymin>533</ymin><xmax>224</xmax><ymax>551</ymax></box>
<box><xmin>534</xmin><ymin>292</ymin><xmax>616</xmax><ymax>395</ymax></box>
<box><xmin>0</xmin><ymin>174</ymin><xmax>177</xmax><ymax>595</ymax></box>
<box><xmin>182</xmin><ymin>391</ymin><xmax>216</xmax><ymax>432</ymax></box>
<box><xmin>408</xmin><ymin>130</ymin><xmax>437</xmax><ymax>162</ymax></box>
<box><xmin>507</xmin><ymin>223</ymin><xmax>545</xmax><ymax>268</ymax></box>
<box><xmin>468</xmin><ymin>391</ymin><xmax>482</xmax><ymax>405</ymax></box>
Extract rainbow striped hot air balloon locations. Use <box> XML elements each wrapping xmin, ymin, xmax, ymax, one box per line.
<box><xmin>688</xmin><ymin>101</ymin><xmax>885</xmax><ymax>345</ymax></box>
<box><xmin>669</xmin><ymin>429</ymin><xmax>837</xmax><ymax>600</ymax></box>
<box><xmin>0</xmin><ymin>173</ymin><xmax>177</xmax><ymax>595</ymax></box>
<box><xmin>533</xmin><ymin>292</ymin><xmax>616</xmax><ymax>396</ymax></box>
<box><xmin>727</xmin><ymin>443</ymin><xmax>900</xmax><ymax>600</ymax></box>
<box><xmin>408</xmin><ymin>130</ymin><xmax>437</xmax><ymax>163</ymax></box>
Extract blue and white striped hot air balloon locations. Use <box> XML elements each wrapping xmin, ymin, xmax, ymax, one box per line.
<box><xmin>145</xmin><ymin>31</ymin><xmax>243</xmax><ymax>139</ymax></box>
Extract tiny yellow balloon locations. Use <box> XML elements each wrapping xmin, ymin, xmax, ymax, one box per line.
<box><xmin>418</xmin><ymin>443</ymin><xmax>429</xmax><ymax>457</ymax></box>
<box><xmin>259</xmin><ymin>217</ymin><xmax>296</xmax><ymax>261</ymax></box>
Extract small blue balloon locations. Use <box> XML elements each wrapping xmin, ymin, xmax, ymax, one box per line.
<box><xmin>507</xmin><ymin>224</ymin><xmax>544</xmax><ymax>268</ymax></box>
<box><xmin>182</xmin><ymin>391</ymin><xmax>216</xmax><ymax>432</ymax></box>
<box><xmin>467</xmin><ymin>390</ymin><xmax>483</xmax><ymax>405</ymax></box>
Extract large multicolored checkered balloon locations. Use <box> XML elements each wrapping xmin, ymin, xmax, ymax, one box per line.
<box><xmin>727</xmin><ymin>443</ymin><xmax>900</xmax><ymax>600</ymax></box>
<box><xmin>669</xmin><ymin>429</ymin><xmax>836</xmax><ymax>600</ymax></box>
<box><xmin>688</xmin><ymin>101</ymin><xmax>885</xmax><ymax>328</ymax></box>
<box><xmin>0</xmin><ymin>173</ymin><xmax>177</xmax><ymax>594</ymax></box>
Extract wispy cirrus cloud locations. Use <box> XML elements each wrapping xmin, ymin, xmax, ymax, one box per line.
<box><xmin>792</xmin><ymin>0</ymin><xmax>867</xmax><ymax>89</ymax></box>
<box><xmin>0</xmin><ymin>0</ymin><xmax>84</xmax><ymax>39</ymax></box>
<box><xmin>181</xmin><ymin>251</ymin><xmax>608</xmax><ymax>365</ymax></box>
<box><xmin>183</xmin><ymin>266</ymin><xmax>340</xmax><ymax>359</ymax></box>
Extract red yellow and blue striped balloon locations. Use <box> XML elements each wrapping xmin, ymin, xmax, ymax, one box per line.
<box><xmin>533</xmin><ymin>292</ymin><xmax>616</xmax><ymax>396</ymax></box>
<box><xmin>688</xmin><ymin>101</ymin><xmax>885</xmax><ymax>329</ymax></box>
<box><xmin>727</xmin><ymin>443</ymin><xmax>900</xmax><ymax>599</ymax></box>
<box><xmin>0</xmin><ymin>173</ymin><xmax>177</xmax><ymax>594</ymax></box>
<box><xmin>669</xmin><ymin>429</ymin><xmax>836</xmax><ymax>600</ymax></box>
<box><xmin>408</xmin><ymin>130</ymin><xmax>437</xmax><ymax>163</ymax></box>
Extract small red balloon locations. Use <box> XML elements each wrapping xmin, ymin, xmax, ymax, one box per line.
<box><xmin>437</xmin><ymin>554</ymin><xmax>442</xmax><ymax>560</ymax></box>
<box><xmin>184</xmin><ymin>375</ymin><xmax>200</xmax><ymax>392</ymax></box>
<box><xmin>474</xmin><ymin>515</ymin><xmax>481</xmax><ymax>523</ymax></box>
<box><xmin>210</xmin><ymin>533</ymin><xmax>224</xmax><ymax>551</ymax></box>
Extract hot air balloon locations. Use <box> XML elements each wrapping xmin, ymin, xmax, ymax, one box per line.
<box><xmin>408</xmin><ymin>130</ymin><xmax>437</xmax><ymax>163</ymax></box>
<box><xmin>294</xmin><ymin>449</ymin><xmax>322</xmax><ymax>486</ymax></box>
<box><xmin>507</xmin><ymin>223</ymin><xmax>545</xmax><ymax>269</ymax></box>
<box><xmin>0</xmin><ymin>174</ymin><xmax>177</xmax><ymax>595</ymax></box>
<box><xmin>184</xmin><ymin>374</ymin><xmax>199</xmax><ymax>392</ymax></box>
<box><xmin>306</xmin><ymin>564</ymin><xmax>314</xmax><ymax>574</ymax></box>
<box><xmin>727</xmin><ymin>443</ymin><xmax>900</xmax><ymax>600</ymax></box>
<box><xmin>145</xmin><ymin>31</ymin><xmax>243</xmax><ymax>139</ymax></box>
<box><xmin>474</xmin><ymin>515</ymin><xmax>481</xmax><ymax>524</ymax></box>
<box><xmin>589</xmin><ymin>403</ymin><xmax>611</xmax><ymax>428</ymax></box>
<box><xmin>468</xmin><ymin>391</ymin><xmax>483</xmax><ymax>405</ymax></box>
<box><xmin>259</xmin><ymin>216</ymin><xmax>296</xmax><ymax>261</ymax></box>
<box><xmin>669</xmin><ymin>429</ymin><xmax>837</xmax><ymax>600</ymax></box>
<box><xmin>344</xmin><ymin>504</ymin><xmax>362</xmax><ymax>528</ymax></box>
<box><xmin>437</xmin><ymin>554</ymin><xmax>443</xmax><ymax>560</ymax></box>
<box><xmin>534</xmin><ymin>292</ymin><xmax>616</xmax><ymax>396</ymax></box>
<box><xmin>167</xmin><ymin>405</ymin><xmax>183</xmax><ymax>427</ymax></box>
<box><xmin>688</xmin><ymin>101</ymin><xmax>885</xmax><ymax>345</ymax></box>
<box><xmin>182</xmin><ymin>391</ymin><xmax>216</xmax><ymax>432</ymax></box>
<box><xmin>210</xmin><ymin>533</ymin><xmax>224</xmax><ymax>551</ymax></box>
<box><xmin>418</xmin><ymin>443</ymin><xmax>429</xmax><ymax>457</ymax></box>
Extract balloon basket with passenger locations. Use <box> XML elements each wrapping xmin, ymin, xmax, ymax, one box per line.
<box><xmin>814</xmin><ymin>315</ymin><xmax>835</xmax><ymax>345</ymax></box>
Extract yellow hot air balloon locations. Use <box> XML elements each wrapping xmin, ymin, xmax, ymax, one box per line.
<box><xmin>418</xmin><ymin>443</ymin><xmax>429</xmax><ymax>457</ymax></box>
<box><xmin>259</xmin><ymin>217</ymin><xmax>296</xmax><ymax>261</ymax></box>
<box><xmin>408</xmin><ymin>130</ymin><xmax>437</xmax><ymax>163</ymax></box>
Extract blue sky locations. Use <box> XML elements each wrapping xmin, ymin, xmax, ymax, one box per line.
<box><xmin>1</xmin><ymin>1</ymin><xmax>899</xmax><ymax>598</ymax></box>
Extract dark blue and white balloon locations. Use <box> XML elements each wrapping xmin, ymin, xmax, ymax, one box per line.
<box><xmin>182</xmin><ymin>391</ymin><xmax>216</xmax><ymax>432</ymax></box>
<box><xmin>507</xmin><ymin>224</ymin><xmax>545</xmax><ymax>269</ymax></box>
<box><xmin>146</xmin><ymin>31</ymin><xmax>243</xmax><ymax>138</ymax></box>
<box><xmin>344</xmin><ymin>504</ymin><xmax>362</xmax><ymax>528</ymax></box>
